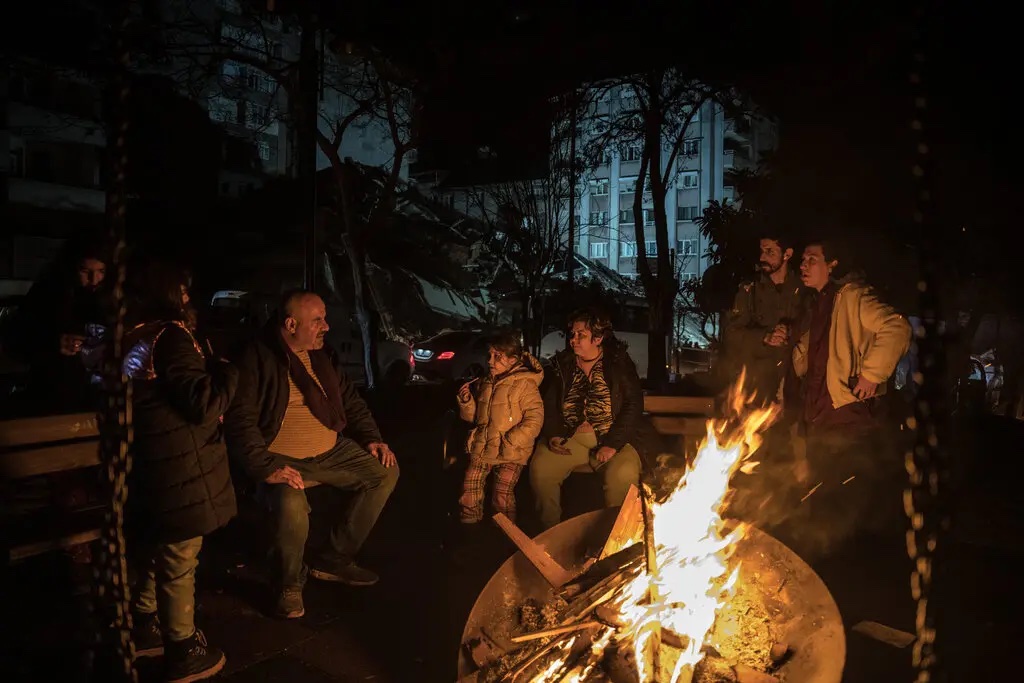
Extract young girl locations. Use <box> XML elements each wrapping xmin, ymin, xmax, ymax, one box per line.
<box><xmin>456</xmin><ymin>331</ymin><xmax>544</xmax><ymax>524</ymax></box>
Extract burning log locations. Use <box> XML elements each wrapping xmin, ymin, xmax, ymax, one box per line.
<box><xmin>598</xmin><ymin>484</ymin><xmax>643</xmax><ymax>560</ymax></box>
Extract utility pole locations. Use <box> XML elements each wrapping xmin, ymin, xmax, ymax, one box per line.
<box><xmin>298</xmin><ymin>4</ymin><xmax>319</xmax><ymax>290</ymax></box>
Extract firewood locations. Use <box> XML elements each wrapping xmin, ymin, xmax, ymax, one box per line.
<box><xmin>558</xmin><ymin>543</ymin><xmax>645</xmax><ymax>599</ymax></box>
<box><xmin>769</xmin><ymin>641</ymin><xmax>789</xmax><ymax>663</ymax></box>
<box><xmin>599</xmin><ymin>484</ymin><xmax>643</xmax><ymax>560</ymax></box>
<box><xmin>492</xmin><ymin>513</ymin><xmax>574</xmax><ymax>588</ymax></box>
<box><xmin>732</xmin><ymin>664</ymin><xmax>780</xmax><ymax>683</ymax></box>
<box><xmin>510</xmin><ymin>620</ymin><xmax>603</xmax><ymax>643</ymax></box>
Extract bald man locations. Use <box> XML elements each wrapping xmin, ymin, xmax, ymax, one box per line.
<box><xmin>225</xmin><ymin>290</ymin><xmax>399</xmax><ymax>619</ymax></box>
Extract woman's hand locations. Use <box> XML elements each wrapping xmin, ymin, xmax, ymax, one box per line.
<box><xmin>548</xmin><ymin>437</ymin><xmax>571</xmax><ymax>455</ymax></box>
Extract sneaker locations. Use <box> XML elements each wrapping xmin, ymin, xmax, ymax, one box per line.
<box><xmin>132</xmin><ymin>611</ymin><xmax>164</xmax><ymax>657</ymax></box>
<box><xmin>165</xmin><ymin>629</ymin><xmax>226</xmax><ymax>683</ymax></box>
<box><xmin>309</xmin><ymin>562</ymin><xmax>379</xmax><ymax>586</ymax></box>
<box><xmin>273</xmin><ymin>588</ymin><xmax>305</xmax><ymax>619</ymax></box>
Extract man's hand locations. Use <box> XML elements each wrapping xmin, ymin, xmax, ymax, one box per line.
<box><xmin>852</xmin><ymin>375</ymin><xmax>879</xmax><ymax>400</ymax></box>
<box><xmin>60</xmin><ymin>333</ymin><xmax>85</xmax><ymax>356</ymax></box>
<box><xmin>367</xmin><ymin>442</ymin><xmax>398</xmax><ymax>467</ymax></box>
<box><xmin>763</xmin><ymin>323</ymin><xmax>790</xmax><ymax>348</ymax></box>
<box><xmin>594</xmin><ymin>446</ymin><xmax>617</xmax><ymax>463</ymax></box>
<box><xmin>266</xmin><ymin>466</ymin><xmax>305</xmax><ymax>490</ymax></box>
<box><xmin>548</xmin><ymin>437</ymin><xmax>571</xmax><ymax>455</ymax></box>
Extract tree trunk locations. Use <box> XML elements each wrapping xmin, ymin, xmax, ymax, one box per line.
<box><xmin>340</xmin><ymin>232</ymin><xmax>376</xmax><ymax>389</ymax></box>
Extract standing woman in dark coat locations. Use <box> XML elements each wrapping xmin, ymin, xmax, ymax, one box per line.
<box><xmin>121</xmin><ymin>260</ymin><xmax>238</xmax><ymax>683</ymax></box>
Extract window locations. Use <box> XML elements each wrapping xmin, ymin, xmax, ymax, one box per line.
<box><xmin>645</xmin><ymin>240</ymin><xmax>658</xmax><ymax>255</ymax></box>
<box><xmin>619</xmin><ymin>209</ymin><xmax>634</xmax><ymax>223</ymax></box>
<box><xmin>208</xmin><ymin>97</ymin><xmax>239</xmax><ymax>124</ymax></box>
<box><xmin>619</xmin><ymin>176</ymin><xmax>638</xmax><ymax>194</ymax></box>
<box><xmin>622</xmin><ymin>145</ymin><xmax>642</xmax><ymax>162</ymax></box>
<box><xmin>643</xmin><ymin>209</ymin><xmax>655</xmax><ymax>224</ymax></box>
<box><xmin>601</xmin><ymin>148</ymin><xmax>613</xmax><ymax>165</ymax></box>
<box><xmin>245</xmin><ymin>104</ymin><xmax>272</xmax><ymax>128</ymax></box>
<box><xmin>683</xmin><ymin>138</ymin><xmax>700</xmax><ymax>156</ymax></box>
<box><xmin>257</xmin><ymin>140</ymin><xmax>271</xmax><ymax>161</ymax></box>
<box><xmin>677</xmin><ymin>205</ymin><xmax>699</xmax><ymax>221</ymax></box>
<box><xmin>590</xmin><ymin>242</ymin><xmax>608</xmax><ymax>259</ymax></box>
<box><xmin>680</xmin><ymin>171</ymin><xmax>699</xmax><ymax>189</ymax></box>
<box><xmin>590</xmin><ymin>179</ymin><xmax>609</xmax><ymax>196</ymax></box>
<box><xmin>678</xmin><ymin>238</ymin><xmax>698</xmax><ymax>256</ymax></box>
<box><xmin>681</xmin><ymin>271</ymin><xmax>699</xmax><ymax>282</ymax></box>
<box><xmin>621</xmin><ymin>241</ymin><xmax>637</xmax><ymax>258</ymax></box>
<box><xmin>588</xmin><ymin>211</ymin><xmax>607</xmax><ymax>225</ymax></box>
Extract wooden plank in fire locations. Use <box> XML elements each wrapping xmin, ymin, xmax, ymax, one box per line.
<box><xmin>492</xmin><ymin>513</ymin><xmax>574</xmax><ymax>589</ymax></box>
<box><xmin>598</xmin><ymin>483</ymin><xmax>643</xmax><ymax>560</ymax></box>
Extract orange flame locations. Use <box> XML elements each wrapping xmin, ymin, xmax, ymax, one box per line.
<box><xmin>532</xmin><ymin>371</ymin><xmax>779</xmax><ymax>682</ymax></box>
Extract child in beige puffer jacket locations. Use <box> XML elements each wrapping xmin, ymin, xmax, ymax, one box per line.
<box><xmin>456</xmin><ymin>331</ymin><xmax>544</xmax><ymax>524</ymax></box>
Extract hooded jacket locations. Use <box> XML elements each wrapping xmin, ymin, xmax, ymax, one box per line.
<box><xmin>123</xmin><ymin>320</ymin><xmax>239</xmax><ymax>543</ymax></box>
<box><xmin>458</xmin><ymin>353</ymin><xmax>545</xmax><ymax>465</ymax></box>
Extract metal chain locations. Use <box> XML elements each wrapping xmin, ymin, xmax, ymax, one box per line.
<box><xmin>91</xmin><ymin>0</ymin><xmax>137</xmax><ymax>679</ymax></box>
<box><xmin>904</xmin><ymin>5</ymin><xmax>946</xmax><ymax>682</ymax></box>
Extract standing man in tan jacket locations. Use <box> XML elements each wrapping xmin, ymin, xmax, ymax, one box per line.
<box><xmin>790</xmin><ymin>240</ymin><xmax>912</xmax><ymax>554</ymax></box>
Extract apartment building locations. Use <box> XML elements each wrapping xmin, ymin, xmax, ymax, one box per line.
<box><xmin>201</xmin><ymin>0</ymin><xmax>407</xmax><ymax>196</ymax></box>
<box><xmin>3</xmin><ymin>66</ymin><xmax>107</xmax><ymax>283</ymax></box>
<box><xmin>576</xmin><ymin>87</ymin><xmax>776</xmax><ymax>283</ymax></box>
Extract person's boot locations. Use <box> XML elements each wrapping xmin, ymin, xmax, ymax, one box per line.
<box><xmin>273</xmin><ymin>587</ymin><xmax>305</xmax><ymax>619</ymax></box>
<box><xmin>132</xmin><ymin>611</ymin><xmax>164</xmax><ymax>657</ymax></box>
<box><xmin>164</xmin><ymin>629</ymin><xmax>226</xmax><ymax>683</ymax></box>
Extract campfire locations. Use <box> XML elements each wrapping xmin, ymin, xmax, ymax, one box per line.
<box><xmin>458</xmin><ymin>379</ymin><xmax>845</xmax><ymax>683</ymax></box>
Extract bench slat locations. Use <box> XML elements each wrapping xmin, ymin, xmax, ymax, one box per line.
<box><xmin>0</xmin><ymin>413</ymin><xmax>98</xmax><ymax>447</ymax></box>
<box><xmin>9</xmin><ymin>527</ymin><xmax>102</xmax><ymax>562</ymax></box>
<box><xmin>643</xmin><ymin>395</ymin><xmax>715</xmax><ymax>416</ymax></box>
<box><xmin>0</xmin><ymin>441</ymin><xmax>101</xmax><ymax>479</ymax></box>
<box><xmin>649</xmin><ymin>415</ymin><xmax>708</xmax><ymax>436</ymax></box>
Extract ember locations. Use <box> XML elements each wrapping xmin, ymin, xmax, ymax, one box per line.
<box><xmin>459</xmin><ymin>377</ymin><xmax>845</xmax><ymax>683</ymax></box>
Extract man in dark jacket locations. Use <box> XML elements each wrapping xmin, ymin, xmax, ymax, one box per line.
<box><xmin>225</xmin><ymin>290</ymin><xmax>399</xmax><ymax>619</ymax></box>
<box><xmin>721</xmin><ymin>232</ymin><xmax>809</xmax><ymax>406</ymax></box>
<box><xmin>529</xmin><ymin>308</ymin><xmax>646</xmax><ymax>530</ymax></box>
<box><xmin>123</xmin><ymin>263</ymin><xmax>239</xmax><ymax>683</ymax></box>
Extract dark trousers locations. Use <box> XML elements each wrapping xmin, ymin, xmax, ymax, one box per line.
<box><xmin>778</xmin><ymin>422</ymin><xmax>905</xmax><ymax>561</ymax></box>
<box><xmin>268</xmin><ymin>438</ymin><xmax>399</xmax><ymax>590</ymax></box>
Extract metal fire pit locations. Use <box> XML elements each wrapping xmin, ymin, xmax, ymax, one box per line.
<box><xmin>459</xmin><ymin>508</ymin><xmax>845</xmax><ymax>682</ymax></box>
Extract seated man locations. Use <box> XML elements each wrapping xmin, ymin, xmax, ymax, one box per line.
<box><xmin>225</xmin><ymin>290</ymin><xmax>399</xmax><ymax>619</ymax></box>
<box><xmin>529</xmin><ymin>308</ymin><xmax>647</xmax><ymax>530</ymax></box>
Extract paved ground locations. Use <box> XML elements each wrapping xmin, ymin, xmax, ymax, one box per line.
<box><xmin>5</xmin><ymin>386</ymin><xmax>1022</xmax><ymax>682</ymax></box>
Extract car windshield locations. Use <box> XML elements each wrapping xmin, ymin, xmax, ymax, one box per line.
<box><xmin>421</xmin><ymin>331</ymin><xmax>479</xmax><ymax>348</ymax></box>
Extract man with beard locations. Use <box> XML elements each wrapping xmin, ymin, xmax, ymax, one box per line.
<box><xmin>225</xmin><ymin>290</ymin><xmax>399</xmax><ymax>620</ymax></box>
<box><xmin>722</xmin><ymin>232</ymin><xmax>808</xmax><ymax>406</ymax></box>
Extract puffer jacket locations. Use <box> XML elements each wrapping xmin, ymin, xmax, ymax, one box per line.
<box><xmin>458</xmin><ymin>353</ymin><xmax>545</xmax><ymax>465</ymax></box>
<box><xmin>123</xmin><ymin>320</ymin><xmax>239</xmax><ymax>544</ymax></box>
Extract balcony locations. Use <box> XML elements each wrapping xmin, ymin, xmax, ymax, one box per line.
<box><xmin>723</xmin><ymin>149</ymin><xmax>755</xmax><ymax>173</ymax></box>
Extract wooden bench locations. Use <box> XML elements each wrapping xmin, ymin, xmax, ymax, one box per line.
<box><xmin>0</xmin><ymin>412</ymin><xmax>104</xmax><ymax>563</ymax></box>
<box><xmin>643</xmin><ymin>394</ymin><xmax>717</xmax><ymax>458</ymax></box>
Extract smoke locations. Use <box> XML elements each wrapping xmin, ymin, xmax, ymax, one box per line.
<box><xmin>725</xmin><ymin>420</ymin><xmax>907</xmax><ymax>562</ymax></box>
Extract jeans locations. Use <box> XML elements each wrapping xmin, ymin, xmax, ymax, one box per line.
<box><xmin>529</xmin><ymin>431</ymin><xmax>641</xmax><ymax>530</ymax></box>
<box><xmin>269</xmin><ymin>437</ymin><xmax>399</xmax><ymax>590</ymax></box>
<box><xmin>134</xmin><ymin>537</ymin><xmax>204</xmax><ymax>642</ymax></box>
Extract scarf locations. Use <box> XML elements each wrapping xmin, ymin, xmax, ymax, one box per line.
<box><xmin>284</xmin><ymin>346</ymin><xmax>348</xmax><ymax>434</ymax></box>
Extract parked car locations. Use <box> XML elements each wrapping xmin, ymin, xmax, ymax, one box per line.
<box><xmin>205</xmin><ymin>290</ymin><xmax>412</xmax><ymax>387</ymax></box>
<box><xmin>410</xmin><ymin>330</ymin><xmax>490</xmax><ymax>385</ymax></box>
